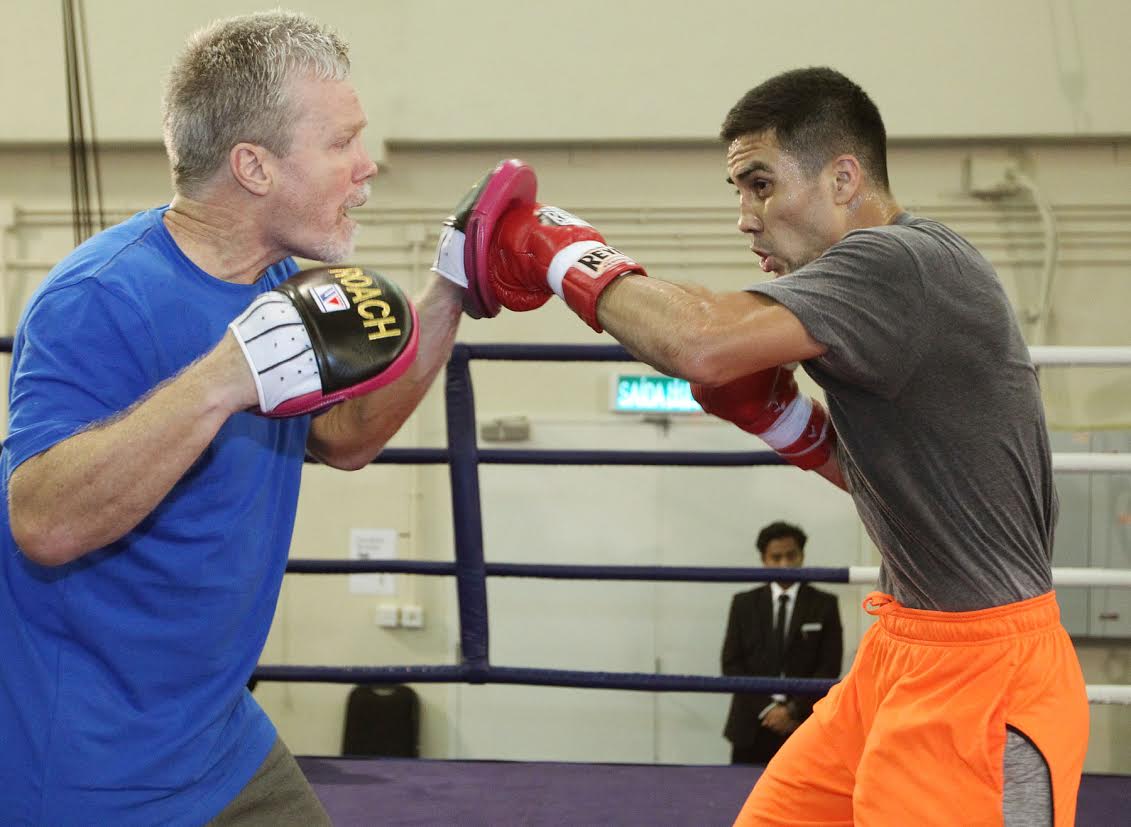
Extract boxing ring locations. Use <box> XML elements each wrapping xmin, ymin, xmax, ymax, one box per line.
<box><xmin>262</xmin><ymin>342</ymin><xmax>1130</xmax><ymax>825</ymax></box>
<box><xmin>2</xmin><ymin>338</ymin><xmax>1129</xmax><ymax>824</ymax></box>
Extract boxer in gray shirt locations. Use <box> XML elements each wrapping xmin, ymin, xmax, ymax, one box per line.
<box><xmin>748</xmin><ymin>211</ymin><xmax>1057</xmax><ymax>613</ymax></box>
<box><xmin>744</xmin><ymin>210</ymin><xmax>1068</xmax><ymax>827</ymax></box>
<box><xmin>473</xmin><ymin>66</ymin><xmax>1089</xmax><ymax>827</ymax></box>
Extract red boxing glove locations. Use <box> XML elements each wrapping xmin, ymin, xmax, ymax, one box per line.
<box><xmin>488</xmin><ymin>204</ymin><xmax>646</xmax><ymax>332</ymax></box>
<box><xmin>690</xmin><ymin>367</ymin><xmax>836</xmax><ymax>471</ymax></box>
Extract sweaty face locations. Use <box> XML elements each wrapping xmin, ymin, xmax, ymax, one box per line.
<box><xmin>725</xmin><ymin>132</ymin><xmax>839</xmax><ymax>277</ymax></box>
<box><xmin>270</xmin><ymin>76</ymin><xmax>378</xmax><ymax>263</ymax></box>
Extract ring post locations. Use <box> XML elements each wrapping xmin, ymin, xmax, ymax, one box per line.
<box><xmin>445</xmin><ymin>344</ymin><xmax>491</xmax><ymax>681</ymax></box>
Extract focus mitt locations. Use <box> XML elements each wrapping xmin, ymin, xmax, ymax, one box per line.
<box><xmin>432</xmin><ymin>158</ymin><xmax>538</xmax><ymax>318</ymax></box>
<box><xmin>229</xmin><ymin>265</ymin><xmax>418</xmax><ymax>417</ymax></box>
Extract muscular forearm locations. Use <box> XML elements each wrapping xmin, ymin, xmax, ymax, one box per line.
<box><xmin>597</xmin><ymin>276</ymin><xmax>824</xmax><ymax>384</ymax></box>
<box><xmin>307</xmin><ymin>276</ymin><xmax>463</xmax><ymax>469</ymax></box>
<box><xmin>9</xmin><ymin>336</ymin><xmax>254</xmax><ymax>566</ymax></box>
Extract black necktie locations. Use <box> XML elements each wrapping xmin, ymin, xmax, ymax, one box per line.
<box><xmin>775</xmin><ymin>593</ymin><xmax>790</xmax><ymax>673</ymax></box>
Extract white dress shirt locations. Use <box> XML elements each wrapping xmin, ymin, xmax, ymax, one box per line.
<box><xmin>763</xmin><ymin>581</ymin><xmax>800</xmax><ymax>712</ymax></box>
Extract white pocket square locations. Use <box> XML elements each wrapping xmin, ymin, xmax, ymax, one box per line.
<box><xmin>801</xmin><ymin>622</ymin><xmax>823</xmax><ymax>632</ymax></box>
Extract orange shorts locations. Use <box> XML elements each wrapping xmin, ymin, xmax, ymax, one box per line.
<box><xmin>734</xmin><ymin>591</ymin><xmax>1089</xmax><ymax>826</ymax></box>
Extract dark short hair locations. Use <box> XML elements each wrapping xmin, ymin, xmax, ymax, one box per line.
<box><xmin>720</xmin><ymin>66</ymin><xmax>890</xmax><ymax>191</ymax></box>
<box><xmin>756</xmin><ymin>521</ymin><xmax>808</xmax><ymax>555</ymax></box>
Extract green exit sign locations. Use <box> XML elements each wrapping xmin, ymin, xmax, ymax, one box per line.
<box><xmin>611</xmin><ymin>374</ymin><xmax>702</xmax><ymax>414</ymax></box>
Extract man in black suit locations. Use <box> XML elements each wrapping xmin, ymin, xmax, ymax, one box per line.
<box><xmin>721</xmin><ymin>521</ymin><xmax>843</xmax><ymax>765</ymax></box>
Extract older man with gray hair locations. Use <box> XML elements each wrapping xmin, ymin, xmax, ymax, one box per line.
<box><xmin>0</xmin><ymin>11</ymin><xmax>466</xmax><ymax>825</ymax></box>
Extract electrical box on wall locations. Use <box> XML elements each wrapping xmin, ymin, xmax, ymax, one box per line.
<box><xmin>963</xmin><ymin>151</ymin><xmax>1020</xmax><ymax>198</ymax></box>
<box><xmin>374</xmin><ymin>604</ymin><xmax>399</xmax><ymax>628</ymax></box>
<box><xmin>480</xmin><ymin>416</ymin><xmax>531</xmax><ymax>442</ymax></box>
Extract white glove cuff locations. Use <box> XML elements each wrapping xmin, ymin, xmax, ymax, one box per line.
<box><xmin>758</xmin><ymin>394</ymin><xmax>813</xmax><ymax>451</ymax></box>
<box><xmin>229</xmin><ymin>293</ymin><xmax>320</xmax><ymax>414</ymax></box>
<box><xmin>546</xmin><ymin>240</ymin><xmax>606</xmax><ymax>299</ymax></box>
<box><xmin>431</xmin><ymin>225</ymin><xmax>469</xmax><ymax>288</ymax></box>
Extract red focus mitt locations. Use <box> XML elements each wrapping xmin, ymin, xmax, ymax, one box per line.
<box><xmin>432</xmin><ymin>158</ymin><xmax>646</xmax><ymax>332</ymax></box>
<box><xmin>431</xmin><ymin>158</ymin><xmax>538</xmax><ymax>319</ymax></box>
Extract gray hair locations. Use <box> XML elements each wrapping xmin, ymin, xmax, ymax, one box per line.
<box><xmin>162</xmin><ymin>10</ymin><xmax>351</xmax><ymax>196</ymax></box>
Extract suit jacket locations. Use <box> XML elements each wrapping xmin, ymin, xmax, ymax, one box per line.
<box><xmin>721</xmin><ymin>582</ymin><xmax>843</xmax><ymax>748</ymax></box>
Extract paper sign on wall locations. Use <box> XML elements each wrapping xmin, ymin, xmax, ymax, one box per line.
<box><xmin>349</xmin><ymin>528</ymin><xmax>397</xmax><ymax>595</ymax></box>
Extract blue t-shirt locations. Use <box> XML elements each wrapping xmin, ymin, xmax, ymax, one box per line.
<box><xmin>0</xmin><ymin>208</ymin><xmax>310</xmax><ymax>825</ymax></box>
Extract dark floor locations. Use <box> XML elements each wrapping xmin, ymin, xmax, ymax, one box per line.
<box><xmin>298</xmin><ymin>756</ymin><xmax>1130</xmax><ymax>826</ymax></box>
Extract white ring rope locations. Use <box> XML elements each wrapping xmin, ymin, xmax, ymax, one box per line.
<box><xmin>1051</xmin><ymin>453</ymin><xmax>1131</xmax><ymax>473</ymax></box>
<box><xmin>1029</xmin><ymin>346</ymin><xmax>1131</xmax><ymax>365</ymax></box>
<box><xmin>1047</xmin><ymin>567</ymin><xmax>1131</xmax><ymax>587</ymax></box>
<box><xmin>848</xmin><ymin>567</ymin><xmax>1131</xmax><ymax>587</ymax></box>
<box><xmin>1086</xmin><ymin>685</ymin><xmax>1131</xmax><ymax>706</ymax></box>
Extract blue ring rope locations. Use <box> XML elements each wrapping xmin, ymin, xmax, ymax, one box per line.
<box><xmin>287</xmin><ymin>559</ymin><xmax>850</xmax><ymax>584</ymax></box>
<box><xmin>0</xmin><ymin>336</ymin><xmax>833</xmax><ymax>697</ymax></box>
<box><xmin>261</xmin><ymin>344</ymin><xmax>839</xmax><ymax>695</ymax></box>
<box><xmin>349</xmin><ymin>447</ymin><xmax>786</xmax><ymax>466</ymax></box>
<box><xmin>254</xmin><ymin>664</ymin><xmax>837</xmax><ymax>694</ymax></box>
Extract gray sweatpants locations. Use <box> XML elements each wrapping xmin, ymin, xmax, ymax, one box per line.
<box><xmin>1004</xmin><ymin>728</ymin><xmax>1053</xmax><ymax>826</ymax></box>
<box><xmin>207</xmin><ymin>738</ymin><xmax>332</xmax><ymax>827</ymax></box>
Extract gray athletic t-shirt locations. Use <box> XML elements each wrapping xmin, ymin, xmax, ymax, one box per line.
<box><xmin>748</xmin><ymin>213</ymin><xmax>1056</xmax><ymax>611</ymax></box>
